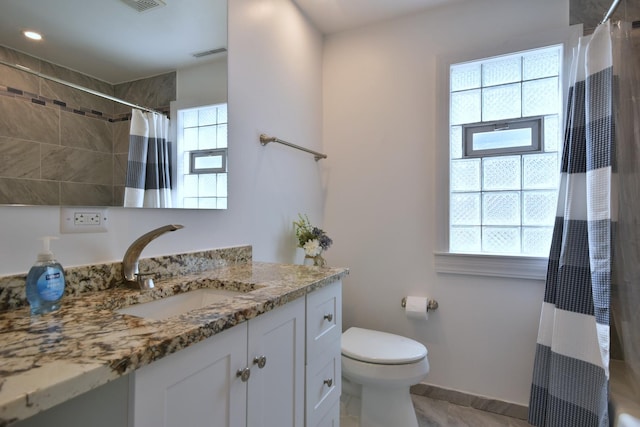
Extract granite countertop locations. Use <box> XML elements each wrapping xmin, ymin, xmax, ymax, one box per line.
<box><xmin>0</xmin><ymin>260</ymin><xmax>348</xmax><ymax>426</ymax></box>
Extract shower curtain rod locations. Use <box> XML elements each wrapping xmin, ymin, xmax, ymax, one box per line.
<box><xmin>0</xmin><ymin>59</ymin><xmax>163</xmax><ymax>115</ymax></box>
<box><xmin>601</xmin><ymin>0</ymin><xmax>622</xmax><ymax>24</ymax></box>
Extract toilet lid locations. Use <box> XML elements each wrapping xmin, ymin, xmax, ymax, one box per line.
<box><xmin>341</xmin><ymin>327</ymin><xmax>427</xmax><ymax>365</ymax></box>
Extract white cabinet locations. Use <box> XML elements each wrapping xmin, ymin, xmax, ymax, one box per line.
<box><xmin>315</xmin><ymin>402</ymin><xmax>340</xmax><ymax>427</ymax></box>
<box><xmin>131</xmin><ymin>296</ymin><xmax>305</xmax><ymax>427</ymax></box>
<box><xmin>247</xmin><ymin>296</ymin><xmax>305</xmax><ymax>427</ymax></box>
<box><xmin>306</xmin><ymin>280</ymin><xmax>342</xmax><ymax>427</ymax></box>
<box><xmin>130</xmin><ymin>280</ymin><xmax>342</xmax><ymax>427</ymax></box>
<box><xmin>130</xmin><ymin>322</ymin><xmax>248</xmax><ymax>427</ymax></box>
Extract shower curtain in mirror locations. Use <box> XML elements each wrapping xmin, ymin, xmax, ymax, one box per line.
<box><xmin>124</xmin><ymin>109</ymin><xmax>173</xmax><ymax>208</ymax></box>
<box><xmin>528</xmin><ymin>21</ymin><xmax>613</xmax><ymax>427</ymax></box>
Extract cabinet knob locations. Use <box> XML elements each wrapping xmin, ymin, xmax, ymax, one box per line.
<box><xmin>253</xmin><ymin>355</ymin><xmax>267</xmax><ymax>369</ymax></box>
<box><xmin>323</xmin><ymin>378</ymin><xmax>333</xmax><ymax>388</ymax></box>
<box><xmin>323</xmin><ymin>313</ymin><xmax>333</xmax><ymax>322</ymax></box>
<box><xmin>236</xmin><ymin>367</ymin><xmax>251</xmax><ymax>382</ymax></box>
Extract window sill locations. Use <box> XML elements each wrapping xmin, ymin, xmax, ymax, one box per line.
<box><xmin>433</xmin><ymin>252</ymin><xmax>548</xmax><ymax>280</ymax></box>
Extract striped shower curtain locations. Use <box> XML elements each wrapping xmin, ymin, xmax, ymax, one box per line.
<box><xmin>528</xmin><ymin>21</ymin><xmax>613</xmax><ymax>427</ymax></box>
<box><xmin>124</xmin><ymin>109</ymin><xmax>173</xmax><ymax>208</ymax></box>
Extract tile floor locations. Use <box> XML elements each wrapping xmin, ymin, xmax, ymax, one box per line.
<box><xmin>341</xmin><ymin>394</ymin><xmax>532</xmax><ymax>427</ymax></box>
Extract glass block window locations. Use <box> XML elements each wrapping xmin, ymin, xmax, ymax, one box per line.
<box><xmin>449</xmin><ymin>45</ymin><xmax>562</xmax><ymax>256</ymax></box>
<box><xmin>176</xmin><ymin>104</ymin><xmax>228</xmax><ymax>209</ymax></box>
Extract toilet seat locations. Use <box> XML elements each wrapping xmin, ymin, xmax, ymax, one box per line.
<box><xmin>342</xmin><ymin>327</ymin><xmax>427</xmax><ymax>365</ymax></box>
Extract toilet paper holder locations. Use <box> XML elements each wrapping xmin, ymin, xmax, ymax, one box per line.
<box><xmin>401</xmin><ymin>297</ymin><xmax>439</xmax><ymax>312</ymax></box>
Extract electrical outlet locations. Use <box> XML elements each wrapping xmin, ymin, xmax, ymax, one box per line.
<box><xmin>61</xmin><ymin>208</ymin><xmax>109</xmax><ymax>233</ymax></box>
<box><xmin>74</xmin><ymin>212</ymin><xmax>102</xmax><ymax>226</ymax></box>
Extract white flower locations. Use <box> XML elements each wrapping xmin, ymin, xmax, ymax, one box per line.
<box><xmin>303</xmin><ymin>239</ymin><xmax>322</xmax><ymax>257</ymax></box>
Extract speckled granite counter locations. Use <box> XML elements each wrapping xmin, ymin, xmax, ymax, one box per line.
<box><xmin>0</xmin><ymin>246</ymin><xmax>348</xmax><ymax>426</ymax></box>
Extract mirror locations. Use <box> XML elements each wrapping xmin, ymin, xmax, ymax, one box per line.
<box><xmin>0</xmin><ymin>0</ymin><xmax>228</xmax><ymax>209</ymax></box>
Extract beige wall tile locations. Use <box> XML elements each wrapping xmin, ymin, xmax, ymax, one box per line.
<box><xmin>571</xmin><ymin>0</ymin><xmax>640</xmax><ymax>30</ymax></box>
<box><xmin>0</xmin><ymin>177</ymin><xmax>59</xmax><ymax>205</ymax></box>
<box><xmin>0</xmin><ymin>97</ymin><xmax>59</xmax><ymax>145</ymax></box>
<box><xmin>60</xmin><ymin>111</ymin><xmax>112</xmax><ymax>153</ymax></box>
<box><xmin>113</xmin><ymin>185</ymin><xmax>125</xmax><ymax>207</ymax></box>
<box><xmin>40</xmin><ymin>62</ymin><xmax>115</xmax><ymax>114</ymax></box>
<box><xmin>113</xmin><ymin>153</ymin><xmax>128</xmax><ymax>186</ymax></box>
<box><xmin>41</xmin><ymin>145</ymin><xmax>113</xmax><ymax>185</ymax></box>
<box><xmin>60</xmin><ymin>182</ymin><xmax>113</xmax><ymax>206</ymax></box>
<box><xmin>114</xmin><ymin>72</ymin><xmax>176</xmax><ymax>115</ymax></box>
<box><xmin>0</xmin><ymin>47</ymin><xmax>40</xmax><ymax>94</ymax></box>
<box><xmin>113</xmin><ymin>120</ymin><xmax>130</xmax><ymax>154</ymax></box>
<box><xmin>0</xmin><ymin>136</ymin><xmax>40</xmax><ymax>179</ymax></box>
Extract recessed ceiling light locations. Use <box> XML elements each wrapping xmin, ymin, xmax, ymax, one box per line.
<box><xmin>23</xmin><ymin>30</ymin><xmax>43</xmax><ymax>41</ymax></box>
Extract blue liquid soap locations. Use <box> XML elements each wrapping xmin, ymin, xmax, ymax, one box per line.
<box><xmin>26</xmin><ymin>237</ymin><xmax>66</xmax><ymax>315</ymax></box>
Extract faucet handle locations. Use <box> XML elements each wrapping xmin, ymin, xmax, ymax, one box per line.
<box><xmin>135</xmin><ymin>273</ymin><xmax>156</xmax><ymax>290</ymax></box>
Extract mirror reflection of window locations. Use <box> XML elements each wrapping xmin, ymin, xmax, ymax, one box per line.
<box><xmin>175</xmin><ymin>104</ymin><xmax>228</xmax><ymax>209</ymax></box>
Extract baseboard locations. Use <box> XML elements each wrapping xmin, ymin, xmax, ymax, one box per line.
<box><xmin>410</xmin><ymin>383</ymin><xmax>529</xmax><ymax>420</ymax></box>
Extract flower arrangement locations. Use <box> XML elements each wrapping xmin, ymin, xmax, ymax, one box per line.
<box><xmin>293</xmin><ymin>214</ymin><xmax>332</xmax><ymax>266</ymax></box>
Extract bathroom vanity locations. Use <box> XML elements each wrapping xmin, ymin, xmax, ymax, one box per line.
<box><xmin>132</xmin><ymin>279</ymin><xmax>342</xmax><ymax>427</ymax></box>
<box><xmin>0</xmin><ymin>246</ymin><xmax>347</xmax><ymax>427</ymax></box>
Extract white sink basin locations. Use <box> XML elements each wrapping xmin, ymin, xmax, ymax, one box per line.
<box><xmin>117</xmin><ymin>288</ymin><xmax>242</xmax><ymax>320</ymax></box>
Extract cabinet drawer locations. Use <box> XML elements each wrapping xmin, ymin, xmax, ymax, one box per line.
<box><xmin>305</xmin><ymin>338</ymin><xmax>341</xmax><ymax>427</ymax></box>
<box><xmin>306</xmin><ymin>280</ymin><xmax>342</xmax><ymax>362</ymax></box>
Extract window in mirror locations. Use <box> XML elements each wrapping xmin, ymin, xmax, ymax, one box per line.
<box><xmin>190</xmin><ymin>149</ymin><xmax>227</xmax><ymax>174</ymax></box>
<box><xmin>176</xmin><ymin>104</ymin><xmax>228</xmax><ymax>209</ymax></box>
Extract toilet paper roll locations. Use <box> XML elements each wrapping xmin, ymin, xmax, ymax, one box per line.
<box><xmin>405</xmin><ymin>296</ymin><xmax>429</xmax><ymax>321</ymax></box>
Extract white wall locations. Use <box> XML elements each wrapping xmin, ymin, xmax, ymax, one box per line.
<box><xmin>0</xmin><ymin>0</ymin><xmax>323</xmax><ymax>275</ymax></box>
<box><xmin>323</xmin><ymin>0</ymin><xmax>570</xmax><ymax>405</ymax></box>
<box><xmin>177</xmin><ymin>56</ymin><xmax>228</xmax><ymax>106</ymax></box>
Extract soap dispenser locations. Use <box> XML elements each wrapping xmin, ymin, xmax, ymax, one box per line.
<box><xmin>26</xmin><ymin>236</ymin><xmax>66</xmax><ymax>315</ymax></box>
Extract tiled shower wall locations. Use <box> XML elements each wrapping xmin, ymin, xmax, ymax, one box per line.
<box><xmin>0</xmin><ymin>45</ymin><xmax>175</xmax><ymax>206</ymax></box>
<box><xmin>571</xmin><ymin>0</ymin><xmax>640</xmax><ymax>32</ymax></box>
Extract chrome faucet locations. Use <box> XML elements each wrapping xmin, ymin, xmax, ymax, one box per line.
<box><xmin>122</xmin><ymin>224</ymin><xmax>184</xmax><ymax>289</ymax></box>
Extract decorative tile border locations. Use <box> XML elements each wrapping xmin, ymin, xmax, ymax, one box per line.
<box><xmin>0</xmin><ymin>83</ymin><xmax>169</xmax><ymax>123</ymax></box>
<box><xmin>410</xmin><ymin>383</ymin><xmax>529</xmax><ymax>420</ymax></box>
<box><xmin>0</xmin><ymin>245</ymin><xmax>252</xmax><ymax>312</ymax></box>
<box><xmin>0</xmin><ymin>83</ymin><xmax>130</xmax><ymax>122</ymax></box>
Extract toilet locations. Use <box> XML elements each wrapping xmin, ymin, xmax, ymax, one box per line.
<box><xmin>341</xmin><ymin>327</ymin><xmax>429</xmax><ymax>427</ymax></box>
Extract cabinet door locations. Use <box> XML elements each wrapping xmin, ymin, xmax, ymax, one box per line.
<box><xmin>131</xmin><ymin>323</ymin><xmax>248</xmax><ymax>427</ymax></box>
<box><xmin>313</xmin><ymin>401</ymin><xmax>340</xmax><ymax>427</ymax></box>
<box><xmin>246</xmin><ymin>297</ymin><xmax>305</xmax><ymax>427</ymax></box>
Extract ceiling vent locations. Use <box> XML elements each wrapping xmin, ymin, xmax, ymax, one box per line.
<box><xmin>120</xmin><ymin>0</ymin><xmax>167</xmax><ymax>13</ymax></box>
<box><xmin>192</xmin><ymin>48</ymin><xmax>228</xmax><ymax>58</ymax></box>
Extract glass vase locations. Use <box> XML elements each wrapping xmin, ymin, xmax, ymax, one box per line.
<box><xmin>304</xmin><ymin>254</ymin><xmax>326</xmax><ymax>267</ymax></box>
